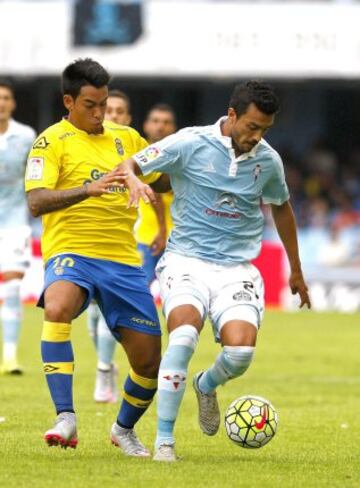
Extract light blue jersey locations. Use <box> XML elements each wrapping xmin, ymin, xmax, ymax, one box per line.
<box><xmin>134</xmin><ymin>117</ymin><xmax>289</xmax><ymax>264</ymax></box>
<box><xmin>0</xmin><ymin>119</ymin><xmax>35</xmax><ymax>228</ymax></box>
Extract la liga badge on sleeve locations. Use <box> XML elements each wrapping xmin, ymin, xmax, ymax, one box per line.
<box><xmin>26</xmin><ymin>157</ymin><xmax>44</xmax><ymax>180</ymax></box>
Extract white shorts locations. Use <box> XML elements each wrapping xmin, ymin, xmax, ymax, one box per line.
<box><xmin>156</xmin><ymin>251</ymin><xmax>265</xmax><ymax>342</ymax></box>
<box><xmin>0</xmin><ymin>226</ymin><xmax>32</xmax><ymax>273</ymax></box>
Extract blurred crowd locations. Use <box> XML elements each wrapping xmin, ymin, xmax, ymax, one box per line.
<box><xmin>264</xmin><ymin>140</ymin><xmax>360</xmax><ymax>268</ymax></box>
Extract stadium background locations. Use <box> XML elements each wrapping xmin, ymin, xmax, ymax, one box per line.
<box><xmin>0</xmin><ymin>2</ymin><xmax>360</xmax><ymax>487</ymax></box>
<box><xmin>1</xmin><ymin>0</ymin><xmax>360</xmax><ymax>310</ymax></box>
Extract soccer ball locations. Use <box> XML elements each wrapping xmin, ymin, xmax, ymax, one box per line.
<box><xmin>224</xmin><ymin>395</ymin><xmax>278</xmax><ymax>448</ymax></box>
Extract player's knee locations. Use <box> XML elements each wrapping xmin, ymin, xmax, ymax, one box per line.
<box><xmin>167</xmin><ymin>301</ymin><xmax>204</xmax><ymax>329</ymax></box>
<box><xmin>44</xmin><ymin>300</ymin><xmax>74</xmax><ymax>323</ymax></box>
<box><xmin>222</xmin><ymin>345</ymin><xmax>255</xmax><ymax>378</ymax></box>
<box><xmin>132</xmin><ymin>350</ymin><xmax>161</xmax><ymax>379</ymax></box>
<box><xmin>2</xmin><ymin>278</ymin><xmax>21</xmax><ymax>299</ymax></box>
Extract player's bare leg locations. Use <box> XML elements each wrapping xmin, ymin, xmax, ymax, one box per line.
<box><xmin>194</xmin><ymin>320</ymin><xmax>257</xmax><ymax>435</ymax></box>
<box><xmin>154</xmin><ymin>304</ymin><xmax>203</xmax><ymax>462</ymax></box>
<box><xmin>42</xmin><ymin>281</ymin><xmax>86</xmax><ymax>448</ymax></box>
<box><xmin>111</xmin><ymin>328</ymin><xmax>161</xmax><ymax>457</ymax></box>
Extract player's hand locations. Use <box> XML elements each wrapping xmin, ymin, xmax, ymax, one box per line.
<box><xmin>289</xmin><ymin>270</ymin><xmax>311</xmax><ymax>309</ymax></box>
<box><xmin>122</xmin><ymin>172</ymin><xmax>156</xmax><ymax>208</ymax></box>
<box><xmin>85</xmin><ymin>173</ymin><xmax>126</xmax><ymax>197</ymax></box>
<box><xmin>151</xmin><ymin>230</ymin><xmax>167</xmax><ymax>256</ymax></box>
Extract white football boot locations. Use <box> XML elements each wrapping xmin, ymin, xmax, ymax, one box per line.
<box><xmin>94</xmin><ymin>364</ymin><xmax>118</xmax><ymax>403</ymax></box>
<box><xmin>153</xmin><ymin>444</ymin><xmax>177</xmax><ymax>462</ymax></box>
<box><xmin>44</xmin><ymin>412</ymin><xmax>78</xmax><ymax>449</ymax></box>
<box><xmin>110</xmin><ymin>423</ymin><xmax>150</xmax><ymax>457</ymax></box>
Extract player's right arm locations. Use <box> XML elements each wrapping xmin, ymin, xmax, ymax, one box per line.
<box><xmin>115</xmin><ymin>131</ymin><xmax>186</xmax><ymax>207</ymax></box>
<box><xmin>27</xmin><ymin>176</ymin><xmax>125</xmax><ymax>217</ymax></box>
<box><xmin>25</xmin><ymin>128</ymin><xmax>125</xmax><ymax>217</ymax></box>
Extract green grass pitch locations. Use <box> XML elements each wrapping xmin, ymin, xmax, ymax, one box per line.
<box><xmin>0</xmin><ymin>306</ymin><xmax>359</xmax><ymax>488</ymax></box>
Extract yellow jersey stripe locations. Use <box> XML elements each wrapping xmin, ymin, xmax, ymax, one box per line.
<box><xmin>42</xmin><ymin>322</ymin><xmax>71</xmax><ymax>342</ymax></box>
<box><xmin>129</xmin><ymin>369</ymin><xmax>157</xmax><ymax>390</ymax></box>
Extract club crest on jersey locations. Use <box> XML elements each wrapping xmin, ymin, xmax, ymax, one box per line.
<box><xmin>254</xmin><ymin>164</ymin><xmax>262</xmax><ymax>181</ymax></box>
<box><xmin>26</xmin><ymin>157</ymin><xmax>44</xmax><ymax>180</ymax></box>
<box><xmin>32</xmin><ymin>136</ymin><xmax>49</xmax><ymax>149</ymax></box>
<box><xmin>115</xmin><ymin>138</ymin><xmax>124</xmax><ymax>155</ymax></box>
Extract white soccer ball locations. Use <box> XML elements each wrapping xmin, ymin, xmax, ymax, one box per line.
<box><xmin>224</xmin><ymin>395</ymin><xmax>278</xmax><ymax>448</ymax></box>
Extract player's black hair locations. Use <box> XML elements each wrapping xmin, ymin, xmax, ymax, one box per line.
<box><xmin>146</xmin><ymin>103</ymin><xmax>177</xmax><ymax>124</ymax></box>
<box><xmin>229</xmin><ymin>81</ymin><xmax>279</xmax><ymax>117</ymax></box>
<box><xmin>62</xmin><ymin>58</ymin><xmax>111</xmax><ymax>99</ymax></box>
<box><xmin>0</xmin><ymin>78</ymin><xmax>15</xmax><ymax>97</ymax></box>
<box><xmin>108</xmin><ymin>89</ymin><xmax>131</xmax><ymax>113</ymax></box>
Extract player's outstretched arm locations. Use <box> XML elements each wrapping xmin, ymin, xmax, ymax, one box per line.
<box><xmin>112</xmin><ymin>158</ymin><xmax>157</xmax><ymax>208</ymax></box>
<box><xmin>27</xmin><ymin>173</ymin><xmax>126</xmax><ymax>217</ymax></box>
<box><xmin>271</xmin><ymin>201</ymin><xmax>311</xmax><ymax>309</ymax></box>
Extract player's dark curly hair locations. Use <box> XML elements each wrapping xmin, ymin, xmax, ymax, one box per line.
<box><xmin>62</xmin><ymin>58</ymin><xmax>111</xmax><ymax>99</ymax></box>
<box><xmin>229</xmin><ymin>81</ymin><xmax>279</xmax><ymax>117</ymax></box>
<box><xmin>0</xmin><ymin>78</ymin><xmax>15</xmax><ymax>97</ymax></box>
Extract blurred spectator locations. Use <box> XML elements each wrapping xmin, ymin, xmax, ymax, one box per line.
<box><xmin>265</xmin><ymin>138</ymin><xmax>360</xmax><ymax>269</ymax></box>
<box><xmin>319</xmin><ymin>225</ymin><xmax>351</xmax><ymax>267</ymax></box>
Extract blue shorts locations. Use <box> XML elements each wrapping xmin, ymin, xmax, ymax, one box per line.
<box><xmin>137</xmin><ymin>244</ymin><xmax>162</xmax><ymax>284</ymax></box>
<box><xmin>38</xmin><ymin>253</ymin><xmax>161</xmax><ymax>341</ymax></box>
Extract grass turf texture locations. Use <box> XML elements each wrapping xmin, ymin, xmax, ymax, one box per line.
<box><xmin>0</xmin><ymin>307</ymin><xmax>359</xmax><ymax>488</ymax></box>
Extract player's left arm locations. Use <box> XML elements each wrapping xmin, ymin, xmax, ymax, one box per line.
<box><xmin>271</xmin><ymin>200</ymin><xmax>311</xmax><ymax>309</ymax></box>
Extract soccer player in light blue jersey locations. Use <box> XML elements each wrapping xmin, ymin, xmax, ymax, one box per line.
<box><xmin>117</xmin><ymin>81</ymin><xmax>311</xmax><ymax>461</ymax></box>
<box><xmin>0</xmin><ymin>79</ymin><xmax>36</xmax><ymax>374</ymax></box>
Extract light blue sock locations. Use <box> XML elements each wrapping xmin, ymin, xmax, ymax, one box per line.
<box><xmin>1</xmin><ymin>279</ymin><xmax>22</xmax><ymax>363</ymax></box>
<box><xmin>198</xmin><ymin>346</ymin><xmax>255</xmax><ymax>394</ymax></box>
<box><xmin>156</xmin><ymin>325</ymin><xmax>199</xmax><ymax>448</ymax></box>
<box><xmin>97</xmin><ymin>314</ymin><xmax>116</xmax><ymax>369</ymax></box>
<box><xmin>87</xmin><ymin>302</ymin><xmax>100</xmax><ymax>349</ymax></box>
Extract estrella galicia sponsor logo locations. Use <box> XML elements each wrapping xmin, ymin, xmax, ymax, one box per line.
<box><xmin>131</xmin><ymin>317</ymin><xmax>157</xmax><ymax>327</ymax></box>
<box><xmin>115</xmin><ymin>138</ymin><xmax>124</xmax><ymax>155</ymax></box>
<box><xmin>83</xmin><ymin>168</ymin><xmax>126</xmax><ymax>193</ymax></box>
<box><xmin>233</xmin><ymin>291</ymin><xmax>252</xmax><ymax>301</ymax></box>
<box><xmin>32</xmin><ymin>136</ymin><xmax>49</xmax><ymax>149</ymax></box>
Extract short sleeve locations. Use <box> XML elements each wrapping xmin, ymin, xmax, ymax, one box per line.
<box><xmin>262</xmin><ymin>153</ymin><xmax>290</xmax><ymax>205</ymax></box>
<box><xmin>133</xmin><ymin>130</ymin><xmax>187</xmax><ymax>175</ymax></box>
<box><xmin>128</xmin><ymin>127</ymin><xmax>161</xmax><ymax>184</ymax></box>
<box><xmin>25</xmin><ymin>131</ymin><xmax>61</xmax><ymax>191</ymax></box>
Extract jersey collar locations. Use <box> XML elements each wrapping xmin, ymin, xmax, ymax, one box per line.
<box><xmin>62</xmin><ymin>117</ymin><xmax>105</xmax><ymax>136</ymax></box>
<box><xmin>213</xmin><ymin>116</ymin><xmax>259</xmax><ymax>161</ymax></box>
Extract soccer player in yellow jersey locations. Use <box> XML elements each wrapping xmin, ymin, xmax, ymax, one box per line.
<box><xmin>25</xmin><ymin>59</ymin><xmax>167</xmax><ymax>457</ymax></box>
<box><xmin>87</xmin><ymin>89</ymin><xmax>133</xmax><ymax>405</ymax></box>
<box><xmin>136</xmin><ymin>104</ymin><xmax>176</xmax><ymax>290</ymax></box>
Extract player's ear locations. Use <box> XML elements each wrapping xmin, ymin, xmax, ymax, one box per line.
<box><xmin>63</xmin><ymin>94</ymin><xmax>74</xmax><ymax>111</ymax></box>
<box><xmin>227</xmin><ymin>107</ymin><xmax>238</xmax><ymax>124</ymax></box>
